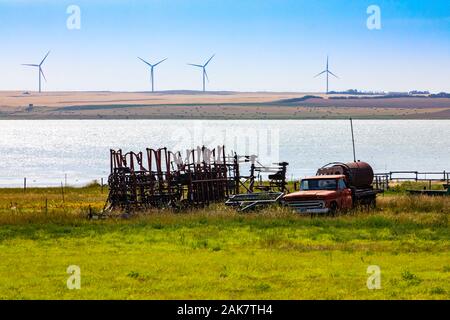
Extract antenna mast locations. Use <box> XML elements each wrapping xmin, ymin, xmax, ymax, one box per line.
<box><xmin>350</xmin><ymin>118</ymin><xmax>356</xmax><ymax>162</ymax></box>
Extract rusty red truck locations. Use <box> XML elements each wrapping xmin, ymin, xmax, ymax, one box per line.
<box><xmin>283</xmin><ymin>161</ymin><xmax>381</xmax><ymax>214</ymax></box>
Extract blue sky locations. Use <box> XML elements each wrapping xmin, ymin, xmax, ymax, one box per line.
<box><xmin>0</xmin><ymin>0</ymin><xmax>449</xmax><ymax>92</ymax></box>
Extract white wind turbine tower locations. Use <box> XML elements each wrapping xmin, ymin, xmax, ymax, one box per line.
<box><xmin>314</xmin><ymin>55</ymin><xmax>339</xmax><ymax>94</ymax></box>
<box><xmin>22</xmin><ymin>51</ymin><xmax>50</xmax><ymax>93</ymax></box>
<box><xmin>188</xmin><ymin>54</ymin><xmax>215</xmax><ymax>92</ymax></box>
<box><xmin>138</xmin><ymin>57</ymin><xmax>168</xmax><ymax>92</ymax></box>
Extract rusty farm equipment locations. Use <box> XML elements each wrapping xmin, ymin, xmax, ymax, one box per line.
<box><xmin>105</xmin><ymin>146</ymin><xmax>239</xmax><ymax>212</ymax></box>
<box><xmin>224</xmin><ymin>158</ymin><xmax>289</xmax><ymax>211</ymax></box>
<box><xmin>104</xmin><ymin>145</ymin><xmax>289</xmax><ymax>214</ymax></box>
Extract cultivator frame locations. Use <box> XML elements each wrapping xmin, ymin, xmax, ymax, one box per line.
<box><xmin>104</xmin><ymin>145</ymin><xmax>290</xmax><ymax>213</ymax></box>
<box><xmin>105</xmin><ymin>146</ymin><xmax>244</xmax><ymax>212</ymax></box>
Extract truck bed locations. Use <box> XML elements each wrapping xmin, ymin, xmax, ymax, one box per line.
<box><xmin>353</xmin><ymin>188</ymin><xmax>382</xmax><ymax>199</ymax></box>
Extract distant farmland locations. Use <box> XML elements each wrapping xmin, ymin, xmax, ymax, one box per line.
<box><xmin>1</xmin><ymin>91</ymin><xmax>449</xmax><ymax>119</ymax></box>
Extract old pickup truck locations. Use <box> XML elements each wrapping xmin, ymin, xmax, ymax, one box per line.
<box><xmin>283</xmin><ymin>161</ymin><xmax>381</xmax><ymax>214</ymax></box>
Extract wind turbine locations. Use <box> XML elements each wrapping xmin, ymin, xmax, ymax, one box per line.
<box><xmin>138</xmin><ymin>57</ymin><xmax>167</xmax><ymax>92</ymax></box>
<box><xmin>22</xmin><ymin>51</ymin><xmax>50</xmax><ymax>93</ymax></box>
<box><xmin>188</xmin><ymin>54</ymin><xmax>215</xmax><ymax>92</ymax></box>
<box><xmin>314</xmin><ymin>55</ymin><xmax>339</xmax><ymax>94</ymax></box>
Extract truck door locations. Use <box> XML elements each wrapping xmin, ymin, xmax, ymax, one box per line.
<box><xmin>338</xmin><ymin>179</ymin><xmax>352</xmax><ymax>209</ymax></box>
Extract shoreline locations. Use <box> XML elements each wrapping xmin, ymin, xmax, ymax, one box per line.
<box><xmin>2</xmin><ymin>116</ymin><xmax>450</xmax><ymax>120</ymax></box>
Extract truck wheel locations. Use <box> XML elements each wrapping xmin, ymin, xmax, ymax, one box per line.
<box><xmin>329</xmin><ymin>202</ymin><xmax>338</xmax><ymax>216</ymax></box>
<box><xmin>369</xmin><ymin>197</ymin><xmax>376</xmax><ymax>209</ymax></box>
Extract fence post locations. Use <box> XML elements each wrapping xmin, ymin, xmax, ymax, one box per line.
<box><xmin>23</xmin><ymin>177</ymin><xmax>27</xmax><ymax>193</ymax></box>
<box><xmin>61</xmin><ymin>182</ymin><xmax>65</xmax><ymax>203</ymax></box>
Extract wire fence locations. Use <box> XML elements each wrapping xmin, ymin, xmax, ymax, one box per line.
<box><xmin>2</xmin><ymin>170</ymin><xmax>449</xmax><ymax>192</ymax></box>
<box><xmin>0</xmin><ymin>176</ymin><xmax>109</xmax><ymax>190</ymax></box>
<box><xmin>374</xmin><ymin>170</ymin><xmax>450</xmax><ymax>190</ymax></box>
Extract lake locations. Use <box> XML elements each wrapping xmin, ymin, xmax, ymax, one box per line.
<box><xmin>0</xmin><ymin>120</ymin><xmax>449</xmax><ymax>187</ymax></box>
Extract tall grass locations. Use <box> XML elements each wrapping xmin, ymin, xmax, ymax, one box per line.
<box><xmin>378</xmin><ymin>194</ymin><xmax>449</xmax><ymax>214</ymax></box>
<box><xmin>0</xmin><ymin>182</ymin><xmax>448</xmax><ymax>225</ymax></box>
<box><xmin>0</xmin><ymin>183</ymin><xmax>448</xmax><ymax>299</ymax></box>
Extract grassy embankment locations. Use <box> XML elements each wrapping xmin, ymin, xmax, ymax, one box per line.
<box><xmin>0</xmin><ymin>182</ymin><xmax>448</xmax><ymax>299</ymax></box>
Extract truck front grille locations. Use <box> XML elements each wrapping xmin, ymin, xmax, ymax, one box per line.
<box><xmin>285</xmin><ymin>200</ymin><xmax>325</xmax><ymax>210</ymax></box>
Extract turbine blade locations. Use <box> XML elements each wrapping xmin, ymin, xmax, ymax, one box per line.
<box><xmin>153</xmin><ymin>58</ymin><xmax>167</xmax><ymax>67</ymax></box>
<box><xmin>328</xmin><ymin>70</ymin><xmax>339</xmax><ymax>78</ymax></box>
<box><xmin>314</xmin><ymin>70</ymin><xmax>327</xmax><ymax>78</ymax></box>
<box><xmin>40</xmin><ymin>68</ymin><xmax>47</xmax><ymax>82</ymax></box>
<box><xmin>188</xmin><ymin>63</ymin><xmax>203</xmax><ymax>68</ymax></box>
<box><xmin>204</xmin><ymin>54</ymin><xmax>215</xmax><ymax>67</ymax></box>
<box><xmin>204</xmin><ymin>69</ymin><xmax>209</xmax><ymax>82</ymax></box>
<box><xmin>138</xmin><ymin>57</ymin><xmax>152</xmax><ymax>67</ymax></box>
<box><xmin>40</xmin><ymin>51</ymin><xmax>50</xmax><ymax>66</ymax></box>
<box><xmin>22</xmin><ymin>64</ymin><xmax>39</xmax><ymax>67</ymax></box>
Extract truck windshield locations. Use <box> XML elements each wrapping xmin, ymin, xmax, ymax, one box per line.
<box><xmin>300</xmin><ymin>179</ymin><xmax>337</xmax><ymax>191</ymax></box>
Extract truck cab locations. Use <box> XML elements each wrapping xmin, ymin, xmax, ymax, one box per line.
<box><xmin>283</xmin><ymin>175</ymin><xmax>353</xmax><ymax>213</ymax></box>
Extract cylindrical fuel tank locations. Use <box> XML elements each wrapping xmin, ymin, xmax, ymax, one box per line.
<box><xmin>317</xmin><ymin>161</ymin><xmax>374</xmax><ymax>189</ymax></box>
<box><xmin>344</xmin><ymin>161</ymin><xmax>374</xmax><ymax>189</ymax></box>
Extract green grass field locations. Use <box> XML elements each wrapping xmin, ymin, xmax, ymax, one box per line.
<box><xmin>0</xmin><ymin>184</ymin><xmax>449</xmax><ymax>299</ymax></box>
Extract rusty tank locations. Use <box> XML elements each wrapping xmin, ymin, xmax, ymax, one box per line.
<box><xmin>316</xmin><ymin>161</ymin><xmax>374</xmax><ymax>189</ymax></box>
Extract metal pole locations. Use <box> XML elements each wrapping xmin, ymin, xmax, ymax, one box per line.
<box><xmin>151</xmin><ymin>68</ymin><xmax>154</xmax><ymax>92</ymax></box>
<box><xmin>203</xmin><ymin>69</ymin><xmax>205</xmax><ymax>92</ymax></box>
<box><xmin>350</xmin><ymin>118</ymin><xmax>356</xmax><ymax>162</ymax></box>
<box><xmin>61</xmin><ymin>182</ymin><xmax>65</xmax><ymax>203</ymax></box>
